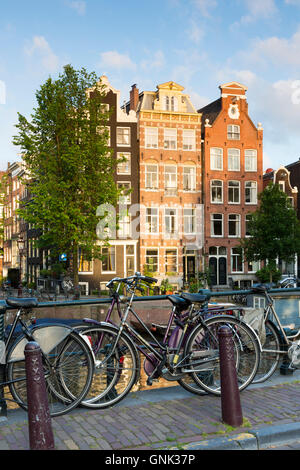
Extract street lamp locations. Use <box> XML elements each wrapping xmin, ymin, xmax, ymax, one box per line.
<box><xmin>17</xmin><ymin>235</ymin><xmax>25</xmax><ymax>297</ymax></box>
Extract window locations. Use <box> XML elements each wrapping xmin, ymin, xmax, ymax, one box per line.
<box><xmin>117</xmin><ymin>153</ymin><xmax>131</xmax><ymax>175</ymax></box>
<box><xmin>164</xmin><ymin>96</ymin><xmax>170</xmax><ymax>111</ymax></box>
<box><xmin>211</xmin><ymin>180</ymin><xmax>223</xmax><ymax>203</ymax></box>
<box><xmin>245</xmin><ymin>150</ymin><xmax>257</xmax><ymax>171</ymax></box>
<box><xmin>245</xmin><ymin>181</ymin><xmax>257</xmax><ymax>204</ymax></box>
<box><xmin>278</xmin><ymin>181</ymin><xmax>285</xmax><ymax>192</ymax></box>
<box><xmin>117</xmin><ymin>127</ymin><xmax>130</xmax><ymax>146</ymax></box>
<box><xmin>146</xmin><ymin>208</ymin><xmax>158</xmax><ymax>233</ymax></box>
<box><xmin>171</xmin><ymin>96</ymin><xmax>178</xmax><ymax>111</ymax></box>
<box><xmin>164</xmin><ymin>128</ymin><xmax>177</xmax><ymax>149</ymax></box>
<box><xmin>248</xmin><ymin>259</ymin><xmax>260</xmax><ymax>273</ymax></box>
<box><xmin>228</xmin><ymin>180</ymin><xmax>240</xmax><ymax>204</ymax></box>
<box><xmin>227</xmin><ymin>125</ymin><xmax>240</xmax><ymax>140</ymax></box>
<box><xmin>165</xmin><ymin>249</ymin><xmax>177</xmax><ymax>273</ymax></box>
<box><xmin>96</xmin><ymin>126</ymin><xmax>110</xmax><ymax>145</ymax></box>
<box><xmin>102</xmin><ymin>246</ymin><xmax>116</xmax><ymax>273</ymax></box>
<box><xmin>164</xmin><ymin>165</ymin><xmax>177</xmax><ymax>192</ymax></box>
<box><xmin>184</xmin><ymin>208</ymin><xmax>195</xmax><ymax>234</ymax></box>
<box><xmin>231</xmin><ymin>247</ymin><xmax>243</xmax><ymax>272</ymax></box>
<box><xmin>228</xmin><ymin>148</ymin><xmax>240</xmax><ymax>171</ymax></box>
<box><xmin>145</xmin><ymin>164</ymin><xmax>159</xmax><ymax>189</ymax></box>
<box><xmin>117</xmin><ymin>182</ymin><xmax>131</xmax><ymax>204</ymax></box>
<box><xmin>145</xmin><ymin>127</ymin><xmax>158</xmax><ymax>148</ymax></box>
<box><xmin>245</xmin><ymin>214</ymin><xmax>252</xmax><ymax>237</ymax></box>
<box><xmin>78</xmin><ymin>250</ymin><xmax>93</xmax><ymax>273</ymax></box>
<box><xmin>210</xmin><ymin>148</ymin><xmax>223</xmax><ymax>170</ymax></box>
<box><xmin>165</xmin><ymin>208</ymin><xmax>177</xmax><ymax>235</ymax></box>
<box><xmin>118</xmin><ymin>211</ymin><xmax>131</xmax><ymax>238</ymax></box>
<box><xmin>183</xmin><ymin>130</ymin><xmax>195</xmax><ymax>150</ymax></box>
<box><xmin>183</xmin><ymin>166</ymin><xmax>196</xmax><ymax>191</ymax></box>
<box><xmin>146</xmin><ymin>249</ymin><xmax>159</xmax><ymax>273</ymax></box>
<box><xmin>211</xmin><ymin>214</ymin><xmax>223</xmax><ymax>237</ymax></box>
<box><xmin>228</xmin><ymin>214</ymin><xmax>240</xmax><ymax>237</ymax></box>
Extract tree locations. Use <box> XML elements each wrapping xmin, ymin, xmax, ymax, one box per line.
<box><xmin>239</xmin><ymin>182</ymin><xmax>300</xmax><ymax>283</ymax></box>
<box><xmin>13</xmin><ymin>65</ymin><xmax>118</xmax><ymax>285</ymax></box>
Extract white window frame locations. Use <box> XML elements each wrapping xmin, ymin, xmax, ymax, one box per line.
<box><xmin>164</xmin><ymin>208</ymin><xmax>177</xmax><ymax>236</ymax></box>
<box><xmin>117</xmin><ymin>152</ymin><xmax>131</xmax><ymax>175</ymax></box>
<box><xmin>118</xmin><ymin>211</ymin><xmax>131</xmax><ymax>238</ymax></box>
<box><xmin>145</xmin><ymin>248</ymin><xmax>159</xmax><ymax>273</ymax></box>
<box><xmin>183</xmin><ymin>166</ymin><xmax>196</xmax><ymax>191</ymax></box>
<box><xmin>116</xmin><ymin>127</ymin><xmax>131</xmax><ymax>147</ymax></box>
<box><xmin>231</xmin><ymin>247</ymin><xmax>243</xmax><ymax>273</ymax></box>
<box><xmin>245</xmin><ymin>149</ymin><xmax>257</xmax><ymax>172</ymax></box>
<box><xmin>117</xmin><ymin>182</ymin><xmax>131</xmax><ymax>205</ymax></box>
<box><xmin>211</xmin><ymin>180</ymin><xmax>223</xmax><ymax>204</ymax></box>
<box><xmin>211</xmin><ymin>213</ymin><xmax>223</xmax><ymax>237</ymax></box>
<box><xmin>164</xmin><ymin>128</ymin><xmax>177</xmax><ymax>150</ymax></box>
<box><xmin>145</xmin><ymin>207</ymin><xmax>159</xmax><ymax>234</ymax></box>
<box><xmin>228</xmin><ymin>180</ymin><xmax>240</xmax><ymax>204</ymax></box>
<box><xmin>164</xmin><ymin>165</ymin><xmax>177</xmax><ymax>190</ymax></box>
<box><xmin>183</xmin><ymin>208</ymin><xmax>196</xmax><ymax>234</ymax></box>
<box><xmin>145</xmin><ymin>164</ymin><xmax>159</xmax><ymax>189</ymax></box>
<box><xmin>227</xmin><ymin>124</ymin><xmax>240</xmax><ymax>140</ymax></box>
<box><xmin>245</xmin><ymin>181</ymin><xmax>257</xmax><ymax>204</ymax></box>
<box><xmin>165</xmin><ymin>248</ymin><xmax>178</xmax><ymax>274</ymax></box>
<box><xmin>248</xmin><ymin>259</ymin><xmax>260</xmax><ymax>273</ymax></box>
<box><xmin>245</xmin><ymin>214</ymin><xmax>252</xmax><ymax>237</ymax></box>
<box><xmin>145</xmin><ymin>127</ymin><xmax>158</xmax><ymax>149</ymax></box>
<box><xmin>101</xmin><ymin>246</ymin><xmax>116</xmax><ymax>274</ymax></box>
<box><xmin>210</xmin><ymin>148</ymin><xmax>223</xmax><ymax>170</ymax></box>
<box><xmin>182</xmin><ymin>129</ymin><xmax>196</xmax><ymax>151</ymax></box>
<box><xmin>228</xmin><ymin>148</ymin><xmax>240</xmax><ymax>171</ymax></box>
<box><xmin>228</xmin><ymin>214</ymin><xmax>241</xmax><ymax>238</ymax></box>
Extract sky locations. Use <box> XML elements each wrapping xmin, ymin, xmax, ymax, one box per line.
<box><xmin>1</xmin><ymin>0</ymin><xmax>300</xmax><ymax>172</ymax></box>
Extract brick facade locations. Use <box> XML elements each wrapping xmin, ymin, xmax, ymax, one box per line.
<box><xmin>200</xmin><ymin>82</ymin><xmax>263</xmax><ymax>288</ymax></box>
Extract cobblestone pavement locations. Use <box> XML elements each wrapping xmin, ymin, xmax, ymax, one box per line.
<box><xmin>0</xmin><ymin>369</ymin><xmax>300</xmax><ymax>451</ymax></box>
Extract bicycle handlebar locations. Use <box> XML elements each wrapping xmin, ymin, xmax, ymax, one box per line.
<box><xmin>106</xmin><ymin>272</ymin><xmax>157</xmax><ymax>289</ymax></box>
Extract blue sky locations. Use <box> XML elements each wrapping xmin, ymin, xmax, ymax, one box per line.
<box><xmin>1</xmin><ymin>0</ymin><xmax>300</xmax><ymax>171</ymax></box>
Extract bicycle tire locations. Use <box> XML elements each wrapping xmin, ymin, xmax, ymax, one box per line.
<box><xmin>251</xmin><ymin>320</ymin><xmax>282</xmax><ymax>384</ymax></box>
<box><xmin>79</xmin><ymin>324</ymin><xmax>140</xmax><ymax>409</ymax></box>
<box><xmin>184</xmin><ymin>315</ymin><xmax>260</xmax><ymax>396</ymax></box>
<box><xmin>6</xmin><ymin>326</ymin><xmax>94</xmax><ymax>417</ymax></box>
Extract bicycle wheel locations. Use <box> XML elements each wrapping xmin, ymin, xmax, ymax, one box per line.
<box><xmin>79</xmin><ymin>324</ymin><xmax>140</xmax><ymax>409</ymax></box>
<box><xmin>184</xmin><ymin>315</ymin><xmax>260</xmax><ymax>396</ymax></box>
<box><xmin>252</xmin><ymin>320</ymin><xmax>282</xmax><ymax>383</ymax></box>
<box><xmin>7</xmin><ymin>327</ymin><xmax>94</xmax><ymax>417</ymax></box>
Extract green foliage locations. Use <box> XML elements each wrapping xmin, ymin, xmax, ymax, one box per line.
<box><xmin>13</xmin><ymin>65</ymin><xmax>118</xmax><ymax>284</ymax></box>
<box><xmin>255</xmin><ymin>265</ymin><xmax>282</xmax><ymax>284</ymax></box>
<box><xmin>160</xmin><ymin>278</ymin><xmax>173</xmax><ymax>294</ymax></box>
<box><xmin>239</xmin><ymin>183</ymin><xmax>300</xmax><ymax>281</ymax></box>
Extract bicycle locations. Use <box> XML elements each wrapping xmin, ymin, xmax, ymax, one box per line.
<box><xmin>1</xmin><ymin>296</ymin><xmax>94</xmax><ymax>416</ymax></box>
<box><xmin>243</xmin><ymin>284</ymin><xmax>300</xmax><ymax>384</ymax></box>
<box><xmin>76</xmin><ymin>272</ymin><xmax>260</xmax><ymax>408</ymax></box>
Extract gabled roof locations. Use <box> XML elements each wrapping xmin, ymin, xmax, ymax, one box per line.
<box><xmin>219</xmin><ymin>81</ymin><xmax>248</xmax><ymax>92</ymax></box>
<box><xmin>157</xmin><ymin>81</ymin><xmax>185</xmax><ymax>92</ymax></box>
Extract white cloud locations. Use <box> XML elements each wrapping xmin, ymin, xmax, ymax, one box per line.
<box><xmin>99</xmin><ymin>51</ymin><xmax>136</xmax><ymax>70</ymax></box>
<box><xmin>239</xmin><ymin>0</ymin><xmax>277</xmax><ymax>24</ymax></box>
<box><xmin>285</xmin><ymin>0</ymin><xmax>300</xmax><ymax>5</ymax></box>
<box><xmin>67</xmin><ymin>1</ymin><xmax>86</xmax><ymax>15</ymax></box>
<box><xmin>193</xmin><ymin>0</ymin><xmax>217</xmax><ymax>17</ymax></box>
<box><xmin>250</xmin><ymin>29</ymin><xmax>300</xmax><ymax>67</ymax></box>
<box><xmin>187</xmin><ymin>21</ymin><xmax>205</xmax><ymax>44</ymax></box>
<box><xmin>24</xmin><ymin>36</ymin><xmax>59</xmax><ymax>72</ymax></box>
<box><xmin>141</xmin><ymin>50</ymin><xmax>165</xmax><ymax>70</ymax></box>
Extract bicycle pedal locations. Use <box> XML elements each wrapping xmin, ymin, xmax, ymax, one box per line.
<box><xmin>146</xmin><ymin>377</ymin><xmax>153</xmax><ymax>386</ymax></box>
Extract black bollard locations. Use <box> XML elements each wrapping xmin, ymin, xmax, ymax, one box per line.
<box><xmin>218</xmin><ymin>325</ymin><xmax>243</xmax><ymax>427</ymax></box>
<box><xmin>24</xmin><ymin>341</ymin><xmax>55</xmax><ymax>450</ymax></box>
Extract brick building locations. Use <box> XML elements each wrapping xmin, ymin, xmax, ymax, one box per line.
<box><xmin>78</xmin><ymin>75</ymin><xmax>139</xmax><ymax>294</ymax></box>
<box><xmin>199</xmin><ymin>82</ymin><xmax>263</xmax><ymax>288</ymax></box>
<box><xmin>126</xmin><ymin>81</ymin><xmax>203</xmax><ymax>290</ymax></box>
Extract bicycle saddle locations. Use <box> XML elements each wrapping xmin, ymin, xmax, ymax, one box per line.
<box><xmin>6</xmin><ymin>297</ymin><xmax>38</xmax><ymax>309</ymax></box>
<box><xmin>167</xmin><ymin>295</ymin><xmax>190</xmax><ymax>311</ymax></box>
<box><xmin>181</xmin><ymin>293</ymin><xmax>208</xmax><ymax>303</ymax></box>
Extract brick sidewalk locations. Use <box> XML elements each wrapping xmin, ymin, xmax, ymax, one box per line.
<box><xmin>1</xmin><ymin>380</ymin><xmax>300</xmax><ymax>450</ymax></box>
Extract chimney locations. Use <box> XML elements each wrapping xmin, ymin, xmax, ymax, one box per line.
<box><xmin>130</xmin><ymin>84</ymin><xmax>139</xmax><ymax>111</ymax></box>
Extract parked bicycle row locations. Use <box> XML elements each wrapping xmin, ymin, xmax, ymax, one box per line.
<box><xmin>0</xmin><ymin>272</ymin><xmax>299</xmax><ymax>416</ymax></box>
